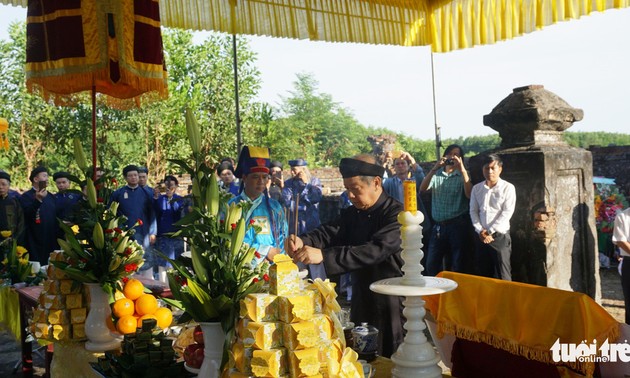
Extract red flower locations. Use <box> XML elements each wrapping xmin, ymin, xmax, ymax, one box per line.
<box><xmin>220</xmin><ymin>220</ymin><xmax>225</xmax><ymax>224</ymax></box>
<box><xmin>111</xmin><ymin>178</ymin><xmax>118</xmax><ymax>186</ymax></box>
<box><xmin>97</xmin><ymin>198</ymin><xmax>104</xmax><ymax>203</ymax></box>
<box><xmin>112</xmin><ymin>237</ymin><xmax>119</xmax><ymax>243</ymax></box>
<box><xmin>231</xmin><ymin>223</ymin><xmax>237</xmax><ymax>230</ymax></box>
<box><xmin>250</xmin><ymin>219</ymin><xmax>255</xmax><ymax>225</ymax></box>
<box><xmin>124</xmin><ymin>263</ymin><xmax>138</xmax><ymax>273</ymax></box>
<box><xmin>104</xmin><ymin>228</ymin><xmax>114</xmax><ymax>234</ymax></box>
<box><xmin>137</xmin><ymin>219</ymin><xmax>143</xmax><ymax>226</ymax></box>
<box><xmin>254</xmin><ymin>251</ymin><xmax>261</xmax><ymax>259</ymax></box>
<box><xmin>35</xmin><ymin>219</ymin><xmax>41</xmax><ymax>224</ymax></box>
<box><xmin>114</xmin><ymin>227</ymin><xmax>123</xmax><ymax>234</ymax></box>
<box><xmin>122</xmin><ymin>277</ymin><xmax>129</xmax><ymax>284</ymax></box>
<box><xmin>253</xmin><ymin>278</ymin><xmax>259</xmax><ymax>283</ymax></box>
<box><xmin>263</xmin><ymin>274</ymin><xmax>270</xmax><ymax>282</ymax></box>
<box><xmin>124</xmin><ymin>247</ymin><xmax>133</xmax><ymax>256</ymax></box>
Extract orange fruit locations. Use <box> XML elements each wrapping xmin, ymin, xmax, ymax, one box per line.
<box><xmin>135</xmin><ymin>294</ymin><xmax>158</xmax><ymax>316</ymax></box>
<box><xmin>123</xmin><ymin>279</ymin><xmax>145</xmax><ymax>300</ymax></box>
<box><xmin>112</xmin><ymin>298</ymin><xmax>135</xmax><ymax>318</ymax></box>
<box><xmin>117</xmin><ymin>315</ymin><xmax>138</xmax><ymax>335</ymax></box>
<box><xmin>106</xmin><ymin>315</ymin><xmax>116</xmax><ymax>332</ymax></box>
<box><xmin>153</xmin><ymin>307</ymin><xmax>173</xmax><ymax>329</ymax></box>
<box><xmin>137</xmin><ymin>314</ymin><xmax>158</xmax><ymax>328</ymax></box>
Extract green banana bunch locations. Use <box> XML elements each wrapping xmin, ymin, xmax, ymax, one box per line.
<box><xmin>185</xmin><ymin>108</ymin><xmax>201</xmax><ymax>155</ymax></box>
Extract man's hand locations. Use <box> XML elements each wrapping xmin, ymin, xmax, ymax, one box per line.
<box><xmin>479</xmin><ymin>230</ymin><xmax>494</xmax><ymax>244</ymax></box>
<box><xmin>285</xmin><ymin>235</ymin><xmax>304</xmax><ymax>257</ymax></box>
<box><xmin>35</xmin><ymin>187</ymin><xmax>48</xmax><ymax>202</ymax></box>
<box><xmin>293</xmin><ymin>245</ymin><xmax>323</xmax><ymax>265</ymax></box>
<box><xmin>266</xmin><ymin>247</ymin><xmax>281</xmax><ymax>262</ymax></box>
<box><xmin>452</xmin><ymin>155</ymin><xmax>465</xmax><ymax>171</ymax></box>
<box><xmin>150</xmin><ymin>234</ymin><xmax>157</xmax><ymax>245</ymax></box>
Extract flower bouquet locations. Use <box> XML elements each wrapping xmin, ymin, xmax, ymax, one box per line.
<box><xmin>50</xmin><ymin>139</ymin><xmax>145</xmax><ymax>297</ymax></box>
<box><xmin>0</xmin><ymin>232</ymin><xmax>33</xmax><ymax>285</ymax></box>
<box><xmin>159</xmin><ymin>109</ymin><xmax>268</xmax><ymax>372</ymax></box>
<box><xmin>594</xmin><ymin>184</ymin><xmax>628</xmax><ymax>234</ymax></box>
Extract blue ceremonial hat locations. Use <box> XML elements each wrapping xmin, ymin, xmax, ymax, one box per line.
<box><xmin>234</xmin><ymin>146</ymin><xmax>271</xmax><ymax>179</ymax></box>
<box><xmin>288</xmin><ymin>158</ymin><xmax>307</xmax><ymax>167</ymax></box>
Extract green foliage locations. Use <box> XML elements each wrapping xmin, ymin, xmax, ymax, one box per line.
<box><xmin>265</xmin><ymin>73</ymin><xmax>372</xmax><ymax>165</ymax></box>
<box><xmin>1</xmin><ymin>21</ymin><xmax>629</xmax><ymax>178</ymax></box>
<box><xmin>563</xmin><ymin>132</ymin><xmax>630</xmax><ymax>148</ymax></box>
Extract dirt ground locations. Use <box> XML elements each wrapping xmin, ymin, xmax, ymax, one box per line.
<box><xmin>0</xmin><ymin>269</ymin><xmax>626</xmax><ymax>377</ymax></box>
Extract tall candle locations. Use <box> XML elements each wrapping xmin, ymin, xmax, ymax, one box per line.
<box><xmin>403</xmin><ymin>180</ymin><xmax>417</xmax><ymax>212</ymax></box>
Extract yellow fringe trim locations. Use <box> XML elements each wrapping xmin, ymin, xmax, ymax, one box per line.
<box><xmin>437</xmin><ymin>320</ymin><xmax>620</xmax><ymax>377</ymax></box>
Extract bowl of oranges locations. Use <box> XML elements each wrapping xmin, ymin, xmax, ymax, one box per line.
<box><xmin>111</xmin><ymin>278</ymin><xmax>173</xmax><ymax>335</ymax></box>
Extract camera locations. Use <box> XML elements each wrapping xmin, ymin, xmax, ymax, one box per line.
<box><xmin>444</xmin><ymin>158</ymin><xmax>454</xmax><ymax>165</ymax></box>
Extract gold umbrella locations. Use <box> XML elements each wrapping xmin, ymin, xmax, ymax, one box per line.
<box><xmin>18</xmin><ymin>0</ymin><xmax>168</xmax><ymax>171</ymax></box>
<box><xmin>4</xmin><ymin>0</ymin><xmax>628</xmax><ymax>51</ymax></box>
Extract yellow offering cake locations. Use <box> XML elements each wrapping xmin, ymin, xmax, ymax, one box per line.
<box><xmin>30</xmin><ymin>251</ymin><xmax>88</xmax><ymax>342</ymax></box>
<box><xmin>231</xmin><ymin>254</ymin><xmax>364</xmax><ymax>377</ymax></box>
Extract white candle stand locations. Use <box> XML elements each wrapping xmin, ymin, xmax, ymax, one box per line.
<box><xmin>370</xmin><ymin>211</ymin><xmax>457</xmax><ymax>378</ymax></box>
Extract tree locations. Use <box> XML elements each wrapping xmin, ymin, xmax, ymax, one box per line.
<box><xmin>267</xmin><ymin>73</ymin><xmax>371</xmax><ymax>165</ymax></box>
<box><xmin>0</xmin><ymin>24</ymin><xmax>265</xmax><ymax>186</ymax></box>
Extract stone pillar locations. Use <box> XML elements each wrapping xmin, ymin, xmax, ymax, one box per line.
<box><xmin>368</xmin><ymin>134</ymin><xmax>397</xmax><ymax>177</ymax></box>
<box><xmin>469</xmin><ymin>85</ymin><xmax>599</xmax><ymax>299</ymax></box>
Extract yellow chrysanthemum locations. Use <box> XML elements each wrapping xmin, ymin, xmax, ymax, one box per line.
<box><xmin>16</xmin><ymin>246</ymin><xmax>27</xmax><ymax>257</ymax></box>
<box><xmin>19</xmin><ymin>258</ymin><xmax>29</xmax><ymax>265</ymax></box>
<box><xmin>0</xmin><ymin>230</ymin><xmax>11</xmax><ymax>238</ymax></box>
<box><xmin>71</xmin><ymin>225</ymin><xmax>80</xmax><ymax>234</ymax></box>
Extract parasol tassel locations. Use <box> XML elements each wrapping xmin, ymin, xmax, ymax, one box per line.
<box><xmin>0</xmin><ymin>118</ymin><xmax>9</xmax><ymax>151</ymax></box>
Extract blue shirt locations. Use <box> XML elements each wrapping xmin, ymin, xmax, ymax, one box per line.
<box><xmin>153</xmin><ymin>194</ymin><xmax>184</xmax><ymax>236</ymax></box>
<box><xmin>110</xmin><ymin>186</ymin><xmax>155</xmax><ymax>243</ymax></box>
<box><xmin>228</xmin><ymin>192</ymin><xmax>287</xmax><ymax>266</ymax></box>
<box><xmin>281</xmin><ymin>177</ymin><xmax>322</xmax><ymax>235</ymax></box>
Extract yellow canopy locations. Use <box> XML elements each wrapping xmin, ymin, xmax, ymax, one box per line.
<box><xmin>2</xmin><ymin>0</ymin><xmax>628</xmax><ymax>52</ymax></box>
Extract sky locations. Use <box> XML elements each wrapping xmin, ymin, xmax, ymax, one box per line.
<box><xmin>1</xmin><ymin>4</ymin><xmax>629</xmax><ymax>140</ymax></box>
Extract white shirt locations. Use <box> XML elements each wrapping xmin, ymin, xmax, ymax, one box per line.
<box><xmin>612</xmin><ymin>208</ymin><xmax>630</xmax><ymax>257</ymax></box>
<box><xmin>469</xmin><ymin>178</ymin><xmax>516</xmax><ymax>235</ymax></box>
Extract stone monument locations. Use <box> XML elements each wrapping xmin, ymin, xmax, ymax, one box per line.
<box><xmin>469</xmin><ymin>85</ymin><xmax>600</xmax><ymax>299</ymax></box>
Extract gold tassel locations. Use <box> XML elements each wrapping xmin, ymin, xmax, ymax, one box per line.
<box><xmin>0</xmin><ymin>118</ymin><xmax>8</xmax><ymax>151</ymax></box>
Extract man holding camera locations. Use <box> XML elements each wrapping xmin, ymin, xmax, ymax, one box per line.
<box><xmin>20</xmin><ymin>166</ymin><xmax>60</xmax><ymax>265</ymax></box>
<box><xmin>420</xmin><ymin>144</ymin><xmax>474</xmax><ymax>276</ymax></box>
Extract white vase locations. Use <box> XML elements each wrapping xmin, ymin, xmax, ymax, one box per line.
<box><xmin>84</xmin><ymin>283</ymin><xmax>121</xmax><ymax>352</ymax></box>
<box><xmin>197</xmin><ymin>322</ymin><xmax>226</xmax><ymax>378</ymax></box>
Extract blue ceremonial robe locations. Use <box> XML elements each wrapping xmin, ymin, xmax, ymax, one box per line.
<box><xmin>228</xmin><ymin>193</ymin><xmax>287</xmax><ymax>267</ymax></box>
<box><xmin>19</xmin><ymin>189</ymin><xmax>59</xmax><ymax>265</ymax></box>
<box><xmin>110</xmin><ymin>185</ymin><xmax>155</xmax><ymax>248</ymax></box>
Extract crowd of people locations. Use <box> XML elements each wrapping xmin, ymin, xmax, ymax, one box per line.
<box><xmin>1</xmin><ymin>144</ymin><xmax>521</xmax><ymax>357</ymax></box>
